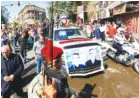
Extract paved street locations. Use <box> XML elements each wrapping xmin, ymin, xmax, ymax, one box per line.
<box><xmin>68</xmin><ymin>60</ymin><xmax>139</xmax><ymax>98</ymax></box>
<box><xmin>22</xmin><ymin>50</ymin><xmax>36</xmax><ymax>93</ymax></box>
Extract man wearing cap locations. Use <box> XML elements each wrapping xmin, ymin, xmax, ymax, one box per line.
<box><xmin>44</xmin><ymin>46</ymin><xmax>79</xmax><ymax>98</ymax></box>
<box><xmin>113</xmin><ymin>29</ymin><xmax>126</xmax><ymax>56</ymax></box>
<box><xmin>28</xmin><ymin>46</ymin><xmax>79</xmax><ymax>98</ymax></box>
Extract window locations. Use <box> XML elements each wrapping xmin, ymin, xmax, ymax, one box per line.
<box><xmin>54</xmin><ymin>29</ymin><xmax>87</xmax><ymax>41</ymax></box>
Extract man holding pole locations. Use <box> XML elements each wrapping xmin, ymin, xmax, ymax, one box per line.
<box><xmin>28</xmin><ymin>46</ymin><xmax>79</xmax><ymax>98</ymax></box>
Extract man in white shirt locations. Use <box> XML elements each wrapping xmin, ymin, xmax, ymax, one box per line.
<box><xmin>100</xmin><ymin>23</ymin><xmax>106</xmax><ymax>41</ymax></box>
<box><xmin>113</xmin><ymin>29</ymin><xmax>126</xmax><ymax>56</ymax></box>
<box><xmin>33</xmin><ymin>36</ymin><xmax>44</xmax><ymax>74</ymax></box>
<box><xmin>114</xmin><ymin>29</ymin><xmax>126</xmax><ymax>45</ymax></box>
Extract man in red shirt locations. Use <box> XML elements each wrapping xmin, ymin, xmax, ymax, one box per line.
<box><xmin>107</xmin><ymin>24</ymin><xmax>116</xmax><ymax>38</ymax></box>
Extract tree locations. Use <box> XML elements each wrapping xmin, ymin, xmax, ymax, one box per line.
<box><xmin>47</xmin><ymin>1</ymin><xmax>77</xmax><ymax>22</ymax></box>
<box><xmin>1</xmin><ymin>6</ymin><xmax>10</xmax><ymax>24</ymax></box>
<box><xmin>85</xmin><ymin>1</ymin><xmax>97</xmax><ymax>21</ymax></box>
<box><xmin>11</xmin><ymin>22</ymin><xmax>20</xmax><ymax>28</ymax></box>
<box><xmin>53</xmin><ymin>1</ymin><xmax>77</xmax><ymax>14</ymax></box>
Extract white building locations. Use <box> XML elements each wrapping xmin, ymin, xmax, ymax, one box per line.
<box><xmin>16</xmin><ymin>5</ymin><xmax>47</xmax><ymax>25</ymax></box>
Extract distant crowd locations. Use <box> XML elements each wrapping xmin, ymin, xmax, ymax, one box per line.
<box><xmin>57</xmin><ymin>17</ymin><xmax>136</xmax><ymax>42</ymax></box>
<box><xmin>78</xmin><ymin>20</ymin><xmax>136</xmax><ymax>42</ymax></box>
<box><xmin>1</xmin><ymin>23</ymin><xmax>48</xmax><ymax>61</ymax></box>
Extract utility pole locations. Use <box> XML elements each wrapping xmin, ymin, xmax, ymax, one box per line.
<box><xmin>44</xmin><ymin>1</ymin><xmax>54</xmax><ymax>85</ymax></box>
<box><xmin>82</xmin><ymin>1</ymin><xmax>85</xmax><ymax>24</ymax></box>
<box><xmin>50</xmin><ymin>1</ymin><xmax>54</xmax><ymax>68</ymax></box>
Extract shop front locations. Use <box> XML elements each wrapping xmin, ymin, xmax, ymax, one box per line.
<box><xmin>112</xmin><ymin>2</ymin><xmax>139</xmax><ymax>34</ymax></box>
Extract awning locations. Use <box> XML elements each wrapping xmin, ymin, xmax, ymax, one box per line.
<box><xmin>113</xmin><ymin>9</ymin><xmax>139</xmax><ymax>16</ymax></box>
<box><xmin>107</xmin><ymin>1</ymin><xmax>129</xmax><ymax>9</ymax></box>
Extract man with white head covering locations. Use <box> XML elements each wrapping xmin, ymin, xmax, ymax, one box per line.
<box><xmin>113</xmin><ymin>29</ymin><xmax>126</xmax><ymax>56</ymax></box>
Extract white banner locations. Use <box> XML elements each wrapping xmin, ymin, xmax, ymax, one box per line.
<box><xmin>64</xmin><ymin>46</ymin><xmax>104</xmax><ymax>76</ymax></box>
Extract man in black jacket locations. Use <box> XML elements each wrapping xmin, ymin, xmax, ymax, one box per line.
<box><xmin>18</xmin><ymin>31</ymin><xmax>26</xmax><ymax>58</ymax></box>
<box><xmin>18</xmin><ymin>29</ymin><xmax>29</xmax><ymax>63</ymax></box>
<box><xmin>85</xmin><ymin>48</ymin><xmax>101</xmax><ymax>68</ymax></box>
<box><xmin>1</xmin><ymin>45</ymin><xmax>24</xmax><ymax>98</ymax></box>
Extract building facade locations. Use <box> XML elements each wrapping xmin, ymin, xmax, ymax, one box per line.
<box><xmin>94</xmin><ymin>1</ymin><xmax>118</xmax><ymax>20</ymax></box>
<box><xmin>16</xmin><ymin>5</ymin><xmax>47</xmax><ymax>25</ymax></box>
<box><xmin>94</xmin><ymin>1</ymin><xmax>139</xmax><ymax>34</ymax></box>
<box><xmin>112</xmin><ymin>1</ymin><xmax>139</xmax><ymax>34</ymax></box>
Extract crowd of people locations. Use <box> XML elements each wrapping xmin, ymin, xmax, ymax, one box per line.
<box><xmin>1</xmin><ymin>23</ymin><xmax>50</xmax><ymax>98</ymax></box>
<box><xmin>1</xmin><ymin>23</ymin><xmax>48</xmax><ymax>63</ymax></box>
<box><xmin>1</xmin><ymin>18</ymin><xmax>137</xmax><ymax>98</ymax></box>
<box><xmin>59</xmin><ymin>17</ymin><xmax>136</xmax><ymax>43</ymax></box>
<box><xmin>1</xmin><ymin>22</ymin><xmax>80</xmax><ymax>98</ymax></box>
<box><xmin>79</xmin><ymin>20</ymin><xmax>135</xmax><ymax>42</ymax></box>
<box><xmin>79</xmin><ymin>20</ymin><xmax>137</xmax><ymax>60</ymax></box>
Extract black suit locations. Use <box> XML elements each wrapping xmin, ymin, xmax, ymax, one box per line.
<box><xmin>85</xmin><ymin>59</ymin><xmax>101</xmax><ymax>68</ymax></box>
<box><xmin>1</xmin><ymin>53</ymin><xmax>24</xmax><ymax>97</ymax></box>
<box><xmin>74</xmin><ymin>64</ymin><xmax>85</xmax><ymax>70</ymax></box>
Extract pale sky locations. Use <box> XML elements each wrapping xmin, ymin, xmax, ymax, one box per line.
<box><xmin>1</xmin><ymin>1</ymin><xmax>50</xmax><ymax>22</ymax></box>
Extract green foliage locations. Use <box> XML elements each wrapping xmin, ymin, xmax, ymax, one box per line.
<box><xmin>11</xmin><ymin>22</ymin><xmax>20</xmax><ymax>28</ymax></box>
<box><xmin>47</xmin><ymin>1</ymin><xmax>95</xmax><ymax>23</ymax></box>
<box><xmin>53</xmin><ymin>1</ymin><xmax>77</xmax><ymax>14</ymax></box>
<box><xmin>47</xmin><ymin>1</ymin><xmax>77</xmax><ymax>20</ymax></box>
<box><xmin>1</xmin><ymin>6</ymin><xmax>10</xmax><ymax>24</ymax></box>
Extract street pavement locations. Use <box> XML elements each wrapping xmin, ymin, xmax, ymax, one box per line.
<box><xmin>22</xmin><ymin>50</ymin><xmax>36</xmax><ymax>93</ymax></box>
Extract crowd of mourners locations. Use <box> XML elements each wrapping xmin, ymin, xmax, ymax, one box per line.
<box><xmin>79</xmin><ymin>21</ymin><xmax>136</xmax><ymax>41</ymax></box>
<box><xmin>1</xmin><ymin>23</ymin><xmax>49</xmax><ymax>62</ymax></box>
<box><xmin>1</xmin><ymin>22</ymin><xmax>80</xmax><ymax>98</ymax></box>
<box><xmin>1</xmin><ymin>23</ymin><xmax>50</xmax><ymax>98</ymax></box>
<box><xmin>1</xmin><ymin>19</ymin><xmax>137</xmax><ymax>98</ymax></box>
<box><xmin>77</xmin><ymin>20</ymin><xmax>136</xmax><ymax>42</ymax></box>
